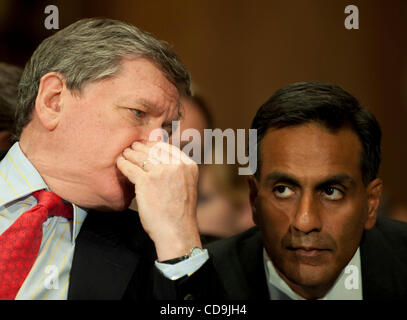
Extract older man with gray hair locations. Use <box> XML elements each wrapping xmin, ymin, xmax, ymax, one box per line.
<box><xmin>0</xmin><ymin>18</ymin><xmax>218</xmax><ymax>300</ymax></box>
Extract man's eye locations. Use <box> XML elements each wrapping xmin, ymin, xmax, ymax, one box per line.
<box><xmin>131</xmin><ymin>109</ymin><xmax>146</xmax><ymax>118</ymax></box>
<box><xmin>322</xmin><ymin>187</ymin><xmax>344</xmax><ymax>201</ymax></box>
<box><xmin>273</xmin><ymin>185</ymin><xmax>294</xmax><ymax>199</ymax></box>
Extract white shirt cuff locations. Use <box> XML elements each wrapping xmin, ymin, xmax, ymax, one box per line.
<box><xmin>155</xmin><ymin>249</ymin><xmax>209</xmax><ymax>280</ymax></box>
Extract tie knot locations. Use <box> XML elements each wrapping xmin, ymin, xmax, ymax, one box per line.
<box><xmin>32</xmin><ymin>190</ymin><xmax>73</xmax><ymax>220</ymax></box>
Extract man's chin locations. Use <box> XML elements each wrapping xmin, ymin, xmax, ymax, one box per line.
<box><xmin>97</xmin><ymin>186</ymin><xmax>135</xmax><ymax>212</ymax></box>
<box><xmin>95</xmin><ymin>196</ymin><xmax>133</xmax><ymax>212</ymax></box>
<box><xmin>284</xmin><ymin>264</ymin><xmax>340</xmax><ymax>293</ymax></box>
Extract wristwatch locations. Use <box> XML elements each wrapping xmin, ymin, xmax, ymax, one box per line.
<box><xmin>160</xmin><ymin>247</ymin><xmax>204</xmax><ymax>265</ymax></box>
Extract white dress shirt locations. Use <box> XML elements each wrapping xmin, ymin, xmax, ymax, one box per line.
<box><xmin>263</xmin><ymin>247</ymin><xmax>363</xmax><ymax>300</ymax></box>
<box><xmin>0</xmin><ymin>142</ymin><xmax>208</xmax><ymax>299</ymax></box>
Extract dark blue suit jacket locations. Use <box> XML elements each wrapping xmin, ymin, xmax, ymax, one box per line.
<box><xmin>207</xmin><ymin>217</ymin><xmax>407</xmax><ymax>299</ymax></box>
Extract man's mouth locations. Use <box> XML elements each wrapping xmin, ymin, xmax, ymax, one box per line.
<box><xmin>287</xmin><ymin>246</ymin><xmax>331</xmax><ymax>258</ymax></box>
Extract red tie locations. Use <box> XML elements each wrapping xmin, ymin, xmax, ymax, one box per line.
<box><xmin>0</xmin><ymin>190</ymin><xmax>73</xmax><ymax>300</ymax></box>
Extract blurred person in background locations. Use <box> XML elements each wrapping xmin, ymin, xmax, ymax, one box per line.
<box><xmin>198</xmin><ymin>155</ymin><xmax>254</xmax><ymax>243</ymax></box>
<box><xmin>0</xmin><ymin>62</ymin><xmax>22</xmax><ymax>149</ymax></box>
<box><xmin>378</xmin><ymin>193</ymin><xmax>407</xmax><ymax>224</ymax></box>
<box><xmin>172</xmin><ymin>94</ymin><xmax>254</xmax><ymax>243</ymax></box>
<box><xmin>388</xmin><ymin>204</ymin><xmax>407</xmax><ymax>223</ymax></box>
<box><xmin>178</xmin><ymin>94</ymin><xmax>213</xmax><ymax>149</ymax></box>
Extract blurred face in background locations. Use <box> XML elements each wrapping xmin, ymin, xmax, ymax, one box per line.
<box><xmin>174</xmin><ymin>95</ymin><xmax>254</xmax><ymax>239</ymax></box>
<box><xmin>170</xmin><ymin>96</ymin><xmax>210</xmax><ymax>155</ymax></box>
<box><xmin>250</xmin><ymin>123</ymin><xmax>382</xmax><ymax>299</ymax></box>
<box><xmin>178</xmin><ymin>97</ymin><xmax>208</xmax><ymax>143</ymax></box>
<box><xmin>197</xmin><ymin>163</ymin><xmax>254</xmax><ymax>238</ymax></box>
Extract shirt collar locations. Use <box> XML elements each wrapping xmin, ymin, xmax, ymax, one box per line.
<box><xmin>0</xmin><ymin>142</ymin><xmax>87</xmax><ymax>242</ymax></box>
<box><xmin>263</xmin><ymin>246</ymin><xmax>363</xmax><ymax>300</ymax></box>
<box><xmin>0</xmin><ymin>142</ymin><xmax>47</xmax><ymax>203</ymax></box>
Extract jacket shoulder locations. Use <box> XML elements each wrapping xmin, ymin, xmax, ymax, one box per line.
<box><xmin>206</xmin><ymin>226</ymin><xmax>261</xmax><ymax>256</ymax></box>
<box><xmin>204</xmin><ymin>227</ymin><xmax>268</xmax><ymax>299</ymax></box>
<box><xmin>371</xmin><ymin>216</ymin><xmax>407</xmax><ymax>262</ymax></box>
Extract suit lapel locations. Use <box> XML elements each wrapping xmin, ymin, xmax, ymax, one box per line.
<box><xmin>238</xmin><ymin>230</ymin><xmax>270</xmax><ymax>299</ymax></box>
<box><xmin>68</xmin><ymin>209</ymin><xmax>148</xmax><ymax>300</ymax></box>
<box><xmin>210</xmin><ymin>228</ymin><xmax>269</xmax><ymax>299</ymax></box>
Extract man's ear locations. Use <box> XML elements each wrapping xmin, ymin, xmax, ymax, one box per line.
<box><xmin>248</xmin><ymin>176</ymin><xmax>260</xmax><ymax>225</ymax></box>
<box><xmin>364</xmin><ymin>178</ymin><xmax>383</xmax><ymax>230</ymax></box>
<box><xmin>34</xmin><ymin>72</ymin><xmax>65</xmax><ymax>131</ymax></box>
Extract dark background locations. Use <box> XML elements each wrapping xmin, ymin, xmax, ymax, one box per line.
<box><xmin>0</xmin><ymin>0</ymin><xmax>406</xmax><ymax>207</ymax></box>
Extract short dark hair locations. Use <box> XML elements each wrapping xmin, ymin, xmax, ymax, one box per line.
<box><xmin>0</xmin><ymin>62</ymin><xmax>23</xmax><ymax>131</ymax></box>
<box><xmin>251</xmin><ymin>81</ymin><xmax>382</xmax><ymax>185</ymax></box>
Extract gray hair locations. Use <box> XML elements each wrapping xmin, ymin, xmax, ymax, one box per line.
<box><xmin>15</xmin><ymin>18</ymin><xmax>191</xmax><ymax>139</ymax></box>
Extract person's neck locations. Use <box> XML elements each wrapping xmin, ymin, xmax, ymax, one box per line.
<box><xmin>19</xmin><ymin>132</ymin><xmax>114</xmax><ymax>211</ymax></box>
<box><xmin>274</xmin><ymin>267</ymin><xmax>336</xmax><ymax>300</ymax></box>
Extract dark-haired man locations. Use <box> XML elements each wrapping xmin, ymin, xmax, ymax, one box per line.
<box><xmin>207</xmin><ymin>82</ymin><xmax>407</xmax><ymax>299</ymax></box>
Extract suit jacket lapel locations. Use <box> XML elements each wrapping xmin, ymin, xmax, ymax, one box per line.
<box><xmin>238</xmin><ymin>230</ymin><xmax>269</xmax><ymax>299</ymax></box>
<box><xmin>68</xmin><ymin>209</ymin><xmax>147</xmax><ymax>300</ymax></box>
<box><xmin>209</xmin><ymin>228</ymin><xmax>269</xmax><ymax>299</ymax></box>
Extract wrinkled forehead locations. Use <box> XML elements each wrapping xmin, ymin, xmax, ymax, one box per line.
<box><xmin>102</xmin><ymin>57</ymin><xmax>181</xmax><ymax>114</ymax></box>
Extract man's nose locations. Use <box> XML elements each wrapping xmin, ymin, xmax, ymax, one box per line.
<box><xmin>291</xmin><ymin>192</ymin><xmax>322</xmax><ymax>234</ymax></box>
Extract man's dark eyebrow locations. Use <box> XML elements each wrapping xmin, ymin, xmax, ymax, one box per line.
<box><xmin>316</xmin><ymin>174</ymin><xmax>356</xmax><ymax>189</ymax></box>
<box><xmin>264</xmin><ymin>171</ymin><xmax>301</xmax><ymax>187</ymax></box>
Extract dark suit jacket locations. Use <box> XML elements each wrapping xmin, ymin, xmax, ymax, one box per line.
<box><xmin>0</xmin><ymin>150</ymin><xmax>220</xmax><ymax>300</ymax></box>
<box><xmin>68</xmin><ymin>209</ymin><xmax>220</xmax><ymax>300</ymax></box>
<box><xmin>206</xmin><ymin>217</ymin><xmax>407</xmax><ymax>299</ymax></box>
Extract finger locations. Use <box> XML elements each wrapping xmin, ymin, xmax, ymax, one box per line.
<box><xmin>133</xmin><ymin>141</ymin><xmax>194</xmax><ymax>165</ymax></box>
<box><xmin>116</xmin><ymin>156</ymin><xmax>145</xmax><ymax>184</ymax></box>
<box><xmin>123</xmin><ymin>148</ymin><xmax>161</xmax><ymax>171</ymax></box>
<box><xmin>122</xmin><ymin>148</ymin><xmax>147</xmax><ymax>166</ymax></box>
<box><xmin>165</xmin><ymin>142</ymin><xmax>196</xmax><ymax>165</ymax></box>
<box><xmin>131</xmin><ymin>141</ymin><xmax>170</xmax><ymax>165</ymax></box>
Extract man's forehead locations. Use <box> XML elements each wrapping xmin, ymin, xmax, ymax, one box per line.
<box><xmin>119</xmin><ymin>57</ymin><xmax>180</xmax><ymax>101</ymax></box>
<box><xmin>80</xmin><ymin>57</ymin><xmax>181</xmax><ymax>110</ymax></box>
<box><xmin>137</xmin><ymin>96</ymin><xmax>179</xmax><ymax>114</ymax></box>
<box><xmin>261</xmin><ymin>124</ymin><xmax>362</xmax><ymax>156</ymax></box>
<box><xmin>259</xmin><ymin>124</ymin><xmax>363</xmax><ymax>181</ymax></box>
<box><xmin>263</xmin><ymin>170</ymin><xmax>357</xmax><ymax>188</ymax></box>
